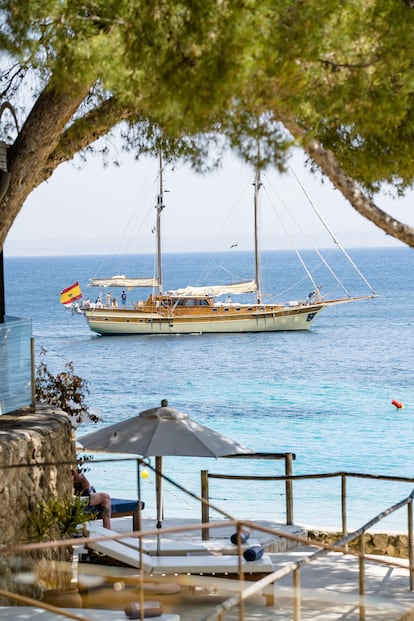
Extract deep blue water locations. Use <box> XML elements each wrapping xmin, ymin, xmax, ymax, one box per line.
<box><xmin>4</xmin><ymin>247</ymin><xmax>414</xmax><ymax>531</ymax></box>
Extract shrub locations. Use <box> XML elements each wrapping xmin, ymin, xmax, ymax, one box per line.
<box><xmin>35</xmin><ymin>347</ymin><xmax>100</xmax><ymax>426</ymax></box>
<box><xmin>28</xmin><ymin>496</ymin><xmax>95</xmax><ymax>542</ymax></box>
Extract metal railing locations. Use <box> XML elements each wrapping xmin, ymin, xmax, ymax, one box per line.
<box><xmin>199</xmin><ymin>467</ymin><xmax>414</xmax><ymax>620</ymax></box>
<box><xmin>198</xmin><ymin>490</ymin><xmax>414</xmax><ymax>621</ymax></box>
<box><xmin>2</xmin><ymin>498</ymin><xmax>413</xmax><ymax>621</ymax></box>
<box><xmin>2</xmin><ymin>456</ymin><xmax>414</xmax><ymax>621</ymax></box>
<box><xmin>201</xmin><ymin>452</ymin><xmax>295</xmax><ymax>537</ymax></box>
<box><xmin>201</xmin><ymin>467</ymin><xmax>414</xmax><ymax>536</ymax></box>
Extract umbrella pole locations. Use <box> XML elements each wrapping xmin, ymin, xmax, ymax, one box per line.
<box><xmin>136</xmin><ymin>458</ymin><xmax>142</xmax><ymax>531</ymax></box>
<box><xmin>136</xmin><ymin>458</ymin><xmax>145</xmax><ymax>612</ymax></box>
<box><xmin>155</xmin><ymin>456</ymin><xmax>163</xmax><ymax>556</ymax></box>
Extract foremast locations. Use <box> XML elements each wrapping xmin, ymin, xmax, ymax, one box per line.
<box><xmin>253</xmin><ymin>166</ymin><xmax>263</xmax><ymax>305</ymax></box>
<box><xmin>156</xmin><ymin>152</ymin><xmax>165</xmax><ymax>295</ymax></box>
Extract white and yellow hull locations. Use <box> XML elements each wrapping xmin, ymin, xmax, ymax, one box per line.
<box><xmin>83</xmin><ymin>304</ymin><xmax>324</xmax><ymax>335</ymax></box>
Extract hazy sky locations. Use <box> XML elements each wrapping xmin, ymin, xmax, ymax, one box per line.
<box><xmin>5</xmin><ymin>148</ymin><xmax>414</xmax><ymax>257</ymax></box>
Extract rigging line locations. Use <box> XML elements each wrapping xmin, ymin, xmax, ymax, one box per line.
<box><xmin>111</xmin><ymin>162</ymin><xmax>156</xmax><ymax>254</ymax></box>
<box><xmin>263</xmin><ymin>173</ymin><xmax>353</xmax><ymax>298</ymax></box>
<box><xmin>90</xmin><ymin>160</ymin><xmax>159</xmax><ymax>280</ymax></box>
<box><xmin>120</xmin><ymin>163</ymin><xmax>160</xmax><ymax>255</ymax></box>
<box><xmin>190</xmin><ymin>170</ymin><xmax>253</xmax><ymax>286</ymax></box>
<box><xmin>260</xmin><ymin>183</ymin><xmax>320</xmax><ymax>294</ymax></box>
<box><xmin>208</xmin><ymin>171</ymin><xmax>252</xmax><ymax>255</ymax></box>
<box><xmin>289</xmin><ymin>166</ymin><xmax>378</xmax><ymax>295</ymax></box>
<box><xmin>208</xmin><ymin>264</ymin><xmax>256</xmax><ymax>291</ymax></box>
<box><xmin>275</xmin><ymin>264</ymin><xmax>327</xmax><ymax>299</ymax></box>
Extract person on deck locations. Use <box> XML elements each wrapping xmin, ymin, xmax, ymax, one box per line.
<box><xmin>72</xmin><ymin>469</ymin><xmax>112</xmax><ymax>529</ymax></box>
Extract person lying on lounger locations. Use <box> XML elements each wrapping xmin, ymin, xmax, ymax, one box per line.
<box><xmin>72</xmin><ymin>468</ymin><xmax>111</xmax><ymax>529</ymax></box>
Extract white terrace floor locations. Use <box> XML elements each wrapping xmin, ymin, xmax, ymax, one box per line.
<box><xmin>72</xmin><ymin>516</ymin><xmax>414</xmax><ymax>621</ymax></box>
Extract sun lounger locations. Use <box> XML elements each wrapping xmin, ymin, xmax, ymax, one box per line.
<box><xmin>128</xmin><ymin>535</ymin><xmax>262</xmax><ymax>556</ymax></box>
<box><xmin>90</xmin><ymin>519</ymin><xmax>262</xmax><ymax>556</ymax></box>
<box><xmin>86</xmin><ymin>523</ymin><xmax>274</xmax><ymax>575</ymax></box>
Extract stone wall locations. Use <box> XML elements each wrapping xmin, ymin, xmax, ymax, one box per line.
<box><xmin>0</xmin><ymin>403</ymin><xmax>74</xmax><ymax>547</ymax></box>
<box><xmin>308</xmin><ymin>529</ymin><xmax>411</xmax><ymax>559</ymax></box>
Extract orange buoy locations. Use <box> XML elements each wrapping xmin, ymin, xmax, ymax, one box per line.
<box><xmin>391</xmin><ymin>399</ymin><xmax>404</xmax><ymax>409</ymax></box>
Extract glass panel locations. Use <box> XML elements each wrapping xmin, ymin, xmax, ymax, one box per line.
<box><xmin>0</xmin><ymin>315</ymin><xmax>32</xmax><ymax>414</ymax></box>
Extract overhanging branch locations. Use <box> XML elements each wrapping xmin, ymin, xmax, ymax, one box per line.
<box><xmin>279</xmin><ymin>113</ymin><xmax>414</xmax><ymax>247</ymax></box>
<box><xmin>43</xmin><ymin>96</ymin><xmax>136</xmax><ymax>177</ymax></box>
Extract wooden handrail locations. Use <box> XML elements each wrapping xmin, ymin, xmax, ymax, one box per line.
<box><xmin>3</xmin><ymin>450</ymin><xmax>414</xmax><ymax>621</ymax></box>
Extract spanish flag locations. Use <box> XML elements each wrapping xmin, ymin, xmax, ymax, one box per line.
<box><xmin>60</xmin><ymin>281</ymin><xmax>82</xmax><ymax>306</ymax></box>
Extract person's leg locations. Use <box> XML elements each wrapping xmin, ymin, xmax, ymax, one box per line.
<box><xmin>89</xmin><ymin>492</ymin><xmax>112</xmax><ymax>528</ymax></box>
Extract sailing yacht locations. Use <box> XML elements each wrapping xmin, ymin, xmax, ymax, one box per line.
<box><xmin>82</xmin><ymin>157</ymin><xmax>376</xmax><ymax>336</ymax></box>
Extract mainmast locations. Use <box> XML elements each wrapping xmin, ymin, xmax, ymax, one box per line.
<box><xmin>155</xmin><ymin>152</ymin><xmax>165</xmax><ymax>295</ymax></box>
<box><xmin>253</xmin><ymin>165</ymin><xmax>262</xmax><ymax>304</ymax></box>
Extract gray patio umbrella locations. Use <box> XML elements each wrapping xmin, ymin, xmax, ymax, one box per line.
<box><xmin>78</xmin><ymin>399</ymin><xmax>253</xmax><ymax>547</ymax></box>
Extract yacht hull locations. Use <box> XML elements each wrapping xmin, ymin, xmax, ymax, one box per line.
<box><xmin>83</xmin><ymin>305</ymin><xmax>324</xmax><ymax>335</ymax></box>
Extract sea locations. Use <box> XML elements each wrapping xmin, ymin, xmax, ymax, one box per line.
<box><xmin>4</xmin><ymin>246</ymin><xmax>414</xmax><ymax>533</ymax></box>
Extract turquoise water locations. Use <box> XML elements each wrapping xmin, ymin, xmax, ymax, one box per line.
<box><xmin>4</xmin><ymin>247</ymin><xmax>414</xmax><ymax>531</ymax></box>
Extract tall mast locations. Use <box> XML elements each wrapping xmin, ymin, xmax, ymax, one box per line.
<box><xmin>155</xmin><ymin>152</ymin><xmax>165</xmax><ymax>294</ymax></box>
<box><xmin>253</xmin><ymin>165</ymin><xmax>262</xmax><ymax>304</ymax></box>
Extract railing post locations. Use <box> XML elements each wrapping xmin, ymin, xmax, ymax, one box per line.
<box><xmin>341</xmin><ymin>474</ymin><xmax>348</xmax><ymax>551</ymax></box>
<box><xmin>359</xmin><ymin>533</ymin><xmax>366</xmax><ymax>621</ymax></box>
<box><xmin>30</xmin><ymin>336</ymin><xmax>36</xmax><ymax>411</ymax></box>
<box><xmin>409</xmin><ymin>499</ymin><xmax>413</xmax><ymax>591</ymax></box>
<box><xmin>293</xmin><ymin>567</ymin><xmax>301</xmax><ymax>621</ymax></box>
<box><xmin>201</xmin><ymin>470</ymin><xmax>210</xmax><ymax>540</ymax></box>
<box><xmin>285</xmin><ymin>452</ymin><xmax>293</xmax><ymax>525</ymax></box>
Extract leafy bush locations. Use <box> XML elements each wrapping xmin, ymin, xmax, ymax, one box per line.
<box><xmin>28</xmin><ymin>496</ymin><xmax>95</xmax><ymax>542</ymax></box>
<box><xmin>35</xmin><ymin>347</ymin><xmax>100</xmax><ymax>426</ymax></box>
<box><xmin>28</xmin><ymin>497</ymin><xmax>95</xmax><ymax>591</ymax></box>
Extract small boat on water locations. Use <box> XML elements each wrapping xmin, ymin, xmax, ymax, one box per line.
<box><xmin>80</xmin><ymin>156</ymin><xmax>377</xmax><ymax>336</ymax></box>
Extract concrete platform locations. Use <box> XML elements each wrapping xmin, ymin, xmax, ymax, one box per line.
<box><xmin>0</xmin><ymin>607</ymin><xmax>179</xmax><ymax>621</ymax></box>
<box><xmin>76</xmin><ymin>550</ymin><xmax>414</xmax><ymax>621</ymax></box>
<box><xmin>263</xmin><ymin>547</ymin><xmax>414</xmax><ymax>620</ymax></box>
<box><xmin>77</xmin><ymin>518</ymin><xmax>414</xmax><ymax>620</ymax></box>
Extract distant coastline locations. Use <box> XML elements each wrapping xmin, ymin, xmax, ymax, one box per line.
<box><xmin>4</xmin><ymin>216</ymin><xmax>407</xmax><ymax>260</ymax></box>
<box><xmin>3</xmin><ymin>240</ymin><xmax>408</xmax><ymax>259</ymax></box>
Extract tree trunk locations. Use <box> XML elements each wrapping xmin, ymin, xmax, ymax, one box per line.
<box><xmin>280</xmin><ymin>114</ymin><xmax>414</xmax><ymax>248</ymax></box>
<box><xmin>0</xmin><ymin>77</ymin><xmax>92</xmax><ymax>248</ymax></box>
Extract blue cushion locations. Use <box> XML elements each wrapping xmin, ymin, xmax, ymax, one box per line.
<box><xmin>243</xmin><ymin>545</ymin><xmax>264</xmax><ymax>562</ymax></box>
<box><xmin>111</xmin><ymin>498</ymin><xmax>145</xmax><ymax>513</ymax></box>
